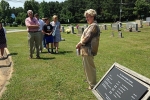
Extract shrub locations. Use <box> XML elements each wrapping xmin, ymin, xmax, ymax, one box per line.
<box><xmin>65</xmin><ymin>29</ymin><xmax>71</xmax><ymax>34</ymax></box>
<box><xmin>12</xmin><ymin>23</ymin><xmax>18</xmax><ymax>27</ymax></box>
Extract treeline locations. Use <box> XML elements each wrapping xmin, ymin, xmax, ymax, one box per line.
<box><xmin>0</xmin><ymin>0</ymin><xmax>150</xmax><ymax>25</ymax></box>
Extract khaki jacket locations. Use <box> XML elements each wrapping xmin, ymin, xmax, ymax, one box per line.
<box><xmin>80</xmin><ymin>21</ymin><xmax>100</xmax><ymax>56</ymax></box>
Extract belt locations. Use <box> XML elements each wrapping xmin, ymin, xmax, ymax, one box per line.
<box><xmin>28</xmin><ymin>31</ymin><xmax>39</xmax><ymax>32</ymax></box>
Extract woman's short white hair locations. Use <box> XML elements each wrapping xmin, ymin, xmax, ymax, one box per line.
<box><xmin>84</xmin><ymin>9</ymin><xmax>97</xmax><ymax>17</ymax></box>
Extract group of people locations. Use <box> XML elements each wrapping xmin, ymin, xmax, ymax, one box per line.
<box><xmin>25</xmin><ymin>10</ymin><xmax>61</xmax><ymax>59</ymax></box>
<box><xmin>0</xmin><ymin>8</ymin><xmax>100</xmax><ymax>91</ymax></box>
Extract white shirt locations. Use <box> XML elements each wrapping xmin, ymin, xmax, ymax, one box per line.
<box><xmin>38</xmin><ymin>19</ymin><xmax>45</xmax><ymax>31</ymax></box>
<box><xmin>3</xmin><ymin>27</ymin><xmax>6</xmax><ymax>34</ymax></box>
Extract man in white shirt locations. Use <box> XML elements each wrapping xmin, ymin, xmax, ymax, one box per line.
<box><xmin>34</xmin><ymin>13</ymin><xmax>45</xmax><ymax>52</ymax></box>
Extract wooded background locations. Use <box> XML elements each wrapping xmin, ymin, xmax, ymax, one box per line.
<box><xmin>0</xmin><ymin>0</ymin><xmax>150</xmax><ymax>25</ymax></box>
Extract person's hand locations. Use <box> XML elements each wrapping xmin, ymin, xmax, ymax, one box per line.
<box><xmin>46</xmin><ymin>33</ymin><xmax>50</xmax><ymax>35</ymax></box>
<box><xmin>76</xmin><ymin>42</ymin><xmax>82</xmax><ymax>49</ymax></box>
<box><xmin>49</xmin><ymin>32</ymin><xmax>52</xmax><ymax>35</ymax></box>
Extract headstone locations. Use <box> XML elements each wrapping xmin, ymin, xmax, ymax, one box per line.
<box><xmin>146</xmin><ymin>22</ymin><xmax>150</xmax><ymax>26</ymax></box>
<box><xmin>135</xmin><ymin>20</ymin><xmax>143</xmax><ymax>28</ymax></box>
<box><xmin>146</xmin><ymin>17</ymin><xmax>150</xmax><ymax>22</ymax></box>
<box><xmin>116</xmin><ymin>21</ymin><xmax>122</xmax><ymax>28</ymax></box>
<box><xmin>146</xmin><ymin>17</ymin><xmax>150</xmax><ymax>26</ymax></box>
<box><xmin>112</xmin><ymin>23</ymin><xmax>120</xmax><ymax>31</ymax></box>
<box><xmin>111</xmin><ymin>23</ymin><xmax>123</xmax><ymax>37</ymax></box>
<box><xmin>84</xmin><ymin>24</ymin><xmax>88</xmax><ymax>28</ymax></box>
<box><xmin>100</xmin><ymin>24</ymin><xmax>107</xmax><ymax>30</ymax></box>
<box><xmin>70</xmin><ymin>26</ymin><xmax>74</xmax><ymax>34</ymax></box>
<box><xmin>126</xmin><ymin>22</ymin><xmax>138</xmax><ymax>32</ymax></box>
<box><xmin>118</xmin><ymin>31</ymin><xmax>123</xmax><ymax>38</ymax></box>
<box><xmin>61</xmin><ymin>26</ymin><xmax>64</xmax><ymax>32</ymax></box>
<box><xmin>111</xmin><ymin>32</ymin><xmax>114</xmax><ymax>37</ymax></box>
<box><xmin>92</xmin><ymin>62</ymin><xmax>150</xmax><ymax>100</ymax></box>
<box><xmin>78</xmin><ymin>27</ymin><xmax>84</xmax><ymax>35</ymax></box>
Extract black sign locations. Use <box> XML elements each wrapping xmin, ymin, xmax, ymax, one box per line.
<box><xmin>95</xmin><ymin>66</ymin><xmax>148</xmax><ymax>100</ymax></box>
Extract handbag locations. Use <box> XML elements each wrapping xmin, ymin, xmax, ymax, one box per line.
<box><xmin>52</xmin><ymin>25</ymin><xmax>57</xmax><ymax>36</ymax></box>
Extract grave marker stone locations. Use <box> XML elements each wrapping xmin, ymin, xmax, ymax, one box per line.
<box><xmin>61</xmin><ymin>26</ymin><xmax>64</xmax><ymax>32</ymax></box>
<box><xmin>78</xmin><ymin>26</ymin><xmax>84</xmax><ymax>36</ymax></box>
<box><xmin>146</xmin><ymin>17</ymin><xmax>150</xmax><ymax>26</ymax></box>
<box><xmin>100</xmin><ymin>24</ymin><xmax>107</xmax><ymax>30</ymax></box>
<box><xmin>135</xmin><ymin>20</ymin><xmax>143</xmax><ymax>28</ymax></box>
<box><xmin>126</xmin><ymin>22</ymin><xmax>138</xmax><ymax>32</ymax></box>
<box><xmin>111</xmin><ymin>23</ymin><xmax>123</xmax><ymax>38</ymax></box>
<box><xmin>112</xmin><ymin>23</ymin><xmax>119</xmax><ymax>31</ymax></box>
<box><xmin>70</xmin><ymin>26</ymin><xmax>74</xmax><ymax>34</ymax></box>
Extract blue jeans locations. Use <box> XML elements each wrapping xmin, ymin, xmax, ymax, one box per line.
<box><xmin>43</xmin><ymin>35</ymin><xmax>46</xmax><ymax>48</ymax></box>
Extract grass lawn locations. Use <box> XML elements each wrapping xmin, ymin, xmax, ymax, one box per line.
<box><xmin>1</xmin><ymin>24</ymin><xmax>150</xmax><ymax>100</ymax></box>
<box><xmin>5</xmin><ymin>26</ymin><xmax>27</xmax><ymax>30</ymax></box>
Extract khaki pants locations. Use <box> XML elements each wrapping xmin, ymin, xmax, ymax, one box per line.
<box><xmin>28</xmin><ymin>32</ymin><xmax>40</xmax><ymax>57</ymax></box>
<box><xmin>82</xmin><ymin>55</ymin><xmax>96</xmax><ymax>88</ymax></box>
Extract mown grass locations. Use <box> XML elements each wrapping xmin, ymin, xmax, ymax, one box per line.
<box><xmin>1</xmin><ymin>24</ymin><xmax>150</xmax><ymax>100</ymax></box>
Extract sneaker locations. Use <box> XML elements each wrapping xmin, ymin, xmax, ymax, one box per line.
<box><xmin>51</xmin><ymin>49</ymin><xmax>54</xmax><ymax>54</ymax></box>
<box><xmin>88</xmin><ymin>86</ymin><xmax>94</xmax><ymax>90</ymax></box>
<box><xmin>0</xmin><ymin>56</ymin><xmax>5</xmax><ymax>60</ymax></box>
<box><xmin>55</xmin><ymin>50</ymin><xmax>58</xmax><ymax>54</ymax></box>
<box><xmin>40</xmin><ymin>50</ymin><xmax>42</xmax><ymax>53</ymax></box>
<box><xmin>48</xmin><ymin>49</ymin><xmax>51</xmax><ymax>53</ymax></box>
<box><xmin>29</xmin><ymin>56</ymin><xmax>33</xmax><ymax>59</ymax></box>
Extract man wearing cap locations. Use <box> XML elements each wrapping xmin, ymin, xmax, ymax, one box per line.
<box><xmin>25</xmin><ymin>10</ymin><xmax>40</xmax><ymax>59</ymax></box>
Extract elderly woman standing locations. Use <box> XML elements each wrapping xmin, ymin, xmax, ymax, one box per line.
<box><xmin>76</xmin><ymin>9</ymin><xmax>100</xmax><ymax>90</ymax></box>
<box><xmin>50</xmin><ymin>15</ymin><xmax>61</xmax><ymax>54</ymax></box>
<box><xmin>0</xmin><ymin>22</ymin><xmax>7</xmax><ymax>59</ymax></box>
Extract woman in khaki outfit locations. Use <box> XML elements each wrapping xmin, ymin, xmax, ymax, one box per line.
<box><xmin>76</xmin><ymin>9</ymin><xmax>100</xmax><ymax>90</ymax></box>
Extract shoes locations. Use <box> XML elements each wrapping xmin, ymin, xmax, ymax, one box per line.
<box><xmin>36</xmin><ymin>56</ymin><xmax>40</xmax><ymax>59</ymax></box>
<box><xmin>88</xmin><ymin>86</ymin><xmax>94</xmax><ymax>90</ymax></box>
<box><xmin>29</xmin><ymin>56</ymin><xmax>33</xmax><ymax>59</ymax></box>
<box><xmin>84</xmin><ymin>79</ymin><xmax>88</xmax><ymax>83</ymax></box>
<box><xmin>40</xmin><ymin>50</ymin><xmax>42</xmax><ymax>53</ymax></box>
<box><xmin>55</xmin><ymin>50</ymin><xmax>58</xmax><ymax>54</ymax></box>
<box><xmin>0</xmin><ymin>56</ymin><xmax>5</xmax><ymax>59</ymax></box>
<box><xmin>48</xmin><ymin>49</ymin><xmax>51</xmax><ymax>53</ymax></box>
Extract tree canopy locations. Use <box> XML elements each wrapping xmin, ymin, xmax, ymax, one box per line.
<box><xmin>0</xmin><ymin>0</ymin><xmax>150</xmax><ymax>25</ymax></box>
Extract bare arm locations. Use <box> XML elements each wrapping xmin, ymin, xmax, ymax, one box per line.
<box><xmin>27</xmin><ymin>25</ymin><xmax>39</xmax><ymax>29</ymax></box>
